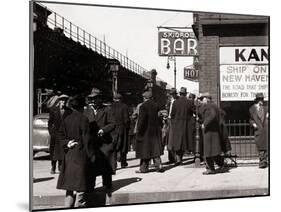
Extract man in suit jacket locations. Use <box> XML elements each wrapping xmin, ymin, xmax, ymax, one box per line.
<box><xmin>135</xmin><ymin>91</ymin><xmax>164</xmax><ymax>173</ymax></box>
<box><xmin>83</xmin><ymin>88</ymin><xmax>116</xmax><ymax>194</ymax></box>
<box><xmin>48</xmin><ymin>94</ymin><xmax>72</xmax><ymax>174</ymax></box>
<box><xmin>111</xmin><ymin>93</ymin><xmax>130</xmax><ymax>168</ymax></box>
<box><xmin>169</xmin><ymin>87</ymin><xmax>194</xmax><ymax>165</ymax></box>
<box><xmin>249</xmin><ymin>93</ymin><xmax>268</xmax><ymax>168</ymax></box>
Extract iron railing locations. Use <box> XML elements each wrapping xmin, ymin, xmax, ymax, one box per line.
<box><xmin>226</xmin><ymin>120</ymin><xmax>259</xmax><ymax>164</ymax></box>
<box><xmin>41</xmin><ymin>5</ymin><xmax>152</xmax><ymax>79</ymax></box>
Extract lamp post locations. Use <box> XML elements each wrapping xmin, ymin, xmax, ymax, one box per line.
<box><xmin>194</xmin><ymin>57</ymin><xmax>201</xmax><ymax>168</ymax></box>
<box><xmin>167</xmin><ymin>56</ymin><xmax>177</xmax><ymax>88</ymax></box>
<box><xmin>194</xmin><ymin>97</ymin><xmax>201</xmax><ymax>167</ymax></box>
<box><xmin>107</xmin><ymin>59</ymin><xmax>120</xmax><ymax>96</ymax></box>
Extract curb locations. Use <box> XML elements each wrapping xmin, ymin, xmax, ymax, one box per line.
<box><xmin>33</xmin><ymin>188</ymin><xmax>269</xmax><ymax>209</ymax></box>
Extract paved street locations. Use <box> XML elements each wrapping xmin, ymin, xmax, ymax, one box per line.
<box><xmin>32</xmin><ymin>150</ymin><xmax>268</xmax><ymax>210</ymax></box>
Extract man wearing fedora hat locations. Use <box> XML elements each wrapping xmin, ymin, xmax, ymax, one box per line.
<box><xmin>56</xmin><ymin>95</ymin><xmax>94</xmax><ymax>207</ymax></box>
<box><xmin>83</xmin><ymin>88</ymin><xmax>116</xmax><ymax>194</ymax></box>
<box><xmin>111</xmin><ymin>93</ymin><xmax>130</xmax><ymax>168</ymax></box>
<box><xmin>249</xmin><ymin>92</ymin><xmax>268</xmax><ymax>168</ymax></box>
<box><xmin>199</xmin><ymin>92</ymin><xmax>228</xmax><ymax>175</ymax></box>
<box><xmin>166</xmin><ymin>88</ymin><xmax>178</xmax><ymax>164</ymax></box>
<box><xmin>168</xmin><ymin>87</ymin><xmax>194</xmax><ymax>166</ymax></box>
<box><xmin>48</xmin><ymin>94</ymin><xmax>72</xmax><ymax>174</ymax></box>
<box><xmin>135</xmin><ymin>91</ymin><xmax>164</xmax><ymax>173</ymax></box>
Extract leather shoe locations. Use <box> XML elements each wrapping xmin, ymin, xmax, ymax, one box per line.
<box><xmin>135</xmin><ymin>170</ymin><xmax>148</xmax><ymax>174</ymax></box>
<box><xmin>156</xmin><ymin>168</ymin><xmax>165</xmax><ymax>173</ymax></box>
<box><xmin>174</xmin><ymin>161</ymin><xmax>182</xmax><ymax>166</ymax></box>
<box><xmin>202</xmin><ymin>169</ymin><xmax>216</xmax><ymax>175</ymax></box>
<box><xmin>217</xmin><ymin>166</ymin><xmax>229</xmax><ymax>173</ymax></box>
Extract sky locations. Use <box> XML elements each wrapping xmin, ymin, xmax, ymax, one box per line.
<box><xmin>40</xmin><ymin>2</ymin><xmax>199</xmax><ymax>94</ymax></box>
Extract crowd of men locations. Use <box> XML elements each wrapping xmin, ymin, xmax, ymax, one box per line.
<box><xmin>46</xmin><ymin>87</ymin><xmax>268</xmax><ymax>207</ymax></box>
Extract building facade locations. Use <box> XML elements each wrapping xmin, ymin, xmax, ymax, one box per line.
<box><xmin>193</xmin><ymin>13</ymin><xmax>269</xmax><ymax>121</ymax></box>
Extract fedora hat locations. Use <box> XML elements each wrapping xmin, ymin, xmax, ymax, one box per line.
<box><xmin>46</xmin><ymin>95</ymin><xmax>59</xmax><ymax>108</ymax></box>
<box><xmin>142</xmin><ymin>91</ymin><xmax>152</xmax><ymax>99</ymax></box>
<box><xmin>179</xmin><ymin>87</ymin><xmax>187</xmax><ymax>94</ymax></box>
<box><xmin>70</xmin><ymin>95</ymin><xmax>86</xmax><ymax>109</ymax></box>
<box><xmin>255</xmin><ymin>92</ymin><xmax>264</xmax><ymax>101</ymax></box>
<box><xmin>58</xmin><ymin>94</ymin><xmax>69</xmax><ymax>100</ymax></box>
<box><xmin>199</xmin><ymin>92</ymin><xmax>212</xmax><ymax>99</ymax></box>
<box><xmin>169</xmin><ymin>88</ymin><xmax>177</xmax><ymax>95</ymax></box>
<box><xmin>88</xmin><ymin>88</ymin><xmax>101</xmax><ymax>98</ymax></box>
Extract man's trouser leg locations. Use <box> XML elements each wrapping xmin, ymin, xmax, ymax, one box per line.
<box><xmin>65</xmin><ymin>190</ymin><xmax>75</xmax><ymax>208</ymax></box>
<box><xmin>121</xmin><ymin>153</ymin><xmax>128</xmax><ymax>167</ymax></box>
<box><xmin>153</xmin><ymin>157</ymin><xmax>162</xmax><ymax>170</ymax></box>
<box><xmin>175</xmin><ymin>150</ymin><xmax>183</xmax><ymax>164</ymax></box>
<box><xmin>139</xmin><ymin>159</ymin><xmax>149</xmax><ymax>172</ymax></box>
<box><xmin>205</xmin><ymin>157</ymin><xmax>215</xmax><ymax>171</ymax></box>
<box><xmin>102</xmin><ymin>174</ymin><xmax>112</xmax><ymax>190</ymax></box>
<box><xmin>259</xmin><ymin>150</ymin><xmax>268</xmax><ymax>168</ymax></box>
<box><xmin>168</xmin><ymin>150</ymin><xmax>175</xmax><ymax>163</ymax></box>
<box><xmin>51</xmin><ymin>160</ymin><xmax>56</xmax><ymax>173</ymax></box>
<box><xmin>213</xmin><ymin>155</ymin><xmax>225</xmax><ymax>167</ymax></box>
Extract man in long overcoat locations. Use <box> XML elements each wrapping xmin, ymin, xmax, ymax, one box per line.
<box><xmin>249</xmin><ymin>93</ymin><xmax>268</xmax><ymax>168</ymax></box>
<box><xmin>135</xmin><ymin>91</ymin><xmax>164</xmax><ymax>173</ymax></box>
<box><xmin>169</xmin><ymin>87</ymin><xmax>194</xmax><ymax>165</ymax></box>
<box><xmin>56</xmin><ymin>95</ymin><xmax>93</xmax><ymax>207</ymax></box>
<box><xmin>83</xmin><ymin>88</ymin><xmax>116</xmax><ymax>192</ymax></box>
<box><xmin>166</xmin><ymin>88</ymin><xmax>178</xmax><ymax>164</ymax></box>
<box><xmin>199</xmin><ymin>92</ymin><xmax>227</xmax><ymax>175</ymax></box>
<box><xmin>48</xmin><ymin>94</ymin><xmax>72</xmax><ymax>174</ymax></box>
<box><xmin>111</xmin><ymin>93</ymin><xmax>130</xmax><ymax>168</ymax></box>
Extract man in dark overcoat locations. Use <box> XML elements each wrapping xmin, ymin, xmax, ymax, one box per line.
<box><xmin>48</xmin><ymin>94</ymin><xmax>72</xmax><ymax>174</ymax></box>
<box><xmin>249</xmin><ymin>93</ymin><xmax>268</xmax><ymax>168</ymax></box>
<box><xmin>83</xmin><ymin>88</ymin><xmax>116</xmax><ymax>193</ymax></box>
<box><xmin>111</xmin><ymin>93</ymin><xmax>130</xmax><ymax>168</ymax></box>
<box><xmin>199</xmin><ymin>92</ymin><xmax>227</xmax><ymax>175</ymax></box>
<box><xmin>135</xmin><ymin>91</ymin><xmax>164</xmax><ymax>173</ymax></box>
<box><xmin>56</xmin><ymin>95</ymin><xmax>93</xmax><ymax>207</ymax></box>
<box><xmin>169</xmin><ymin>87</ymin><xmax>194</xmax><ymax>165</ymax></box>
<box><xmin>166</xmin><ymin>88</ymin><xmax>178</xmax><ymax>164</ymax></box>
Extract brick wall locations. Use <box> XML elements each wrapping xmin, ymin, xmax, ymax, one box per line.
<box><xmin>197</xmin><ymin>13</ymin><xmax>220</xmax><ymax>104</ymax></box>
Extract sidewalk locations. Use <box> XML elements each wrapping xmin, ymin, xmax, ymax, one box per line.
<box><xmin>32</xmin><ymin>151</ymin><xmax>268</xmax><ymax>210</ymax></box>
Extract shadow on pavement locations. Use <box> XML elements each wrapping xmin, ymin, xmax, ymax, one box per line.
<box><xmin>84</xmin><ymin>177</ymin><xmax>142</xmax><ymax>207</ymax></box>
<box><xmin>34</xmin><ymin>177</ymin><xmax>54</xmax><ymax>183</ymax></box>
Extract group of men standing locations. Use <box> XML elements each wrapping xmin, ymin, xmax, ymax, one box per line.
<box><xmin>46</xmin><ymin>86</ymin><xmax>268</xmax><ymax>207</ymax></box>
<box><xmin>47</xmin><ymin>88</ymin><xmax>131</xmax><ymax>207</ymax></box>
<box><xmin>164</xmin><ymin>87</ymin><xmax>231</xmax><ymax>174</ymax></box>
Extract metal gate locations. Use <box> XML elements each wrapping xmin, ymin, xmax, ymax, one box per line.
<box><xmin>226</xmin><ymin>120</ymin><xmax>259</xmax><ymax>164</ymax></box>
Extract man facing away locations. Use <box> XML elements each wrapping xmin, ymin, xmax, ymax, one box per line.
<box><xmin>111</xmin><ymin>93</ymin><xmax>130</xmax><ymax>168</ymax></box>
<box><xmin>166</xmin><ymin>88</ymin><xmax>178</xmax><ymax>164</ymax></box>
<box><xmin>169</xmin><ymin>87</ymin><xmax>194</xmax><ymax>166</ymax></box>
<box><xmin>199</xmin><ymin>92</ymin><xmax>228</xmax><ymax>175</ymax></box>
<box><xmin>135</xmin><ymin>91</ymin><xmax>164</xmax><ymax>173</ymax></box>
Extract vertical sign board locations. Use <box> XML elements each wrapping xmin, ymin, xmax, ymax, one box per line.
<box><xmin>220</xmin><ymin>46</ymin><xmax>269</xmax><ymax>101</ymax></box>
<box><xmin>158</xmin><ymin>31</ymin><xmax>198</xmax><ymax>56</ymax></box>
